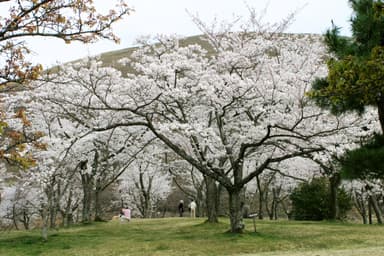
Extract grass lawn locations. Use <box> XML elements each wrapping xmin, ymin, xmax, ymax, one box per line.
<box><xmin>0</xmin><ymin>218</ymin><xmax>384</xmax><ymax>256</ymax></box>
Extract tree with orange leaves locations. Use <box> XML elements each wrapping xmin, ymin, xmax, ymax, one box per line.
<box><xmin>0</xmin><ymin>0</ymin><xmax>132</xmax><ymax>86</ymax></box>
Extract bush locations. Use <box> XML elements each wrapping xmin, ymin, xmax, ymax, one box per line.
<box><xmin>290</xmin><ymin>177</ymin><xmax>352</xmax><ymax>220</ymax></box>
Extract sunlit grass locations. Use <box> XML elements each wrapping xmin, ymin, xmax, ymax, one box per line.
<box><xmin>1</xmin><ymin>218</ymin><xmax>384</xmax><ymax>256</ymax></box>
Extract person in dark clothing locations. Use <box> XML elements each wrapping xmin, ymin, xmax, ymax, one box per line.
<box><xmin>178</xmin><ymin>200</ymin><xmax>184</xmax><ymax>217</ymax></box>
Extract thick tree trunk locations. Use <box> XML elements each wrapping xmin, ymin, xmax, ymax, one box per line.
<box><xmin>329</xmin><ymin>174</ymin><xmax>341</xmax><ymax>220</ymax></box>
<box><xmin>272</xmin><ymin>187</ymin><xmax>280</xmax><ymax>220</ymax></box>
<box><xmin>82</xmin><ymin>192</ymin><xmax>92</xmax><ymax>223</ymax></box>
<box><xmin>196</xmin><ymin>183</ymin><xmax>205</xmax><ymax>218</ymax></box>
<box><xmin>143</xmin><ymin>198</ymin><xmax>151</xmax><ymax>218</ymax></box>
<box><xmin>228</xmin><ymin>189</ymin><xmax>244</xmax><ymax>233</ymax></box>
<box><xmin>62</xmin><ymin>212</ymin><xmax>74</xmax><ymax>227</ymax></box>
<box><xmin>361</xmin><ymin>208</ymin><xmax>367</xmax><ymax>225</ymax></box>
<box><xmin>81</xmin><ymin>173</ymin><xmax>93</xmax><ymax>223</ymax></box>
<box><xmin>62</xmin><ymin>190</ymin><xmax>75</xmax><ymax>227</ymax></box>
<box><xmin>49</xmin><ymin>203</ymin><xmax>58</xmax><ymax>228</ymax></box>
<box><xmin>205</xmin><ymin>176</ymin><xmax>219</xmax><ymax>223</ymax></box>
<box><xmin>94</xmin><ymin>189</ymin><xmax>103</xmax><ymax>221</ymax></box>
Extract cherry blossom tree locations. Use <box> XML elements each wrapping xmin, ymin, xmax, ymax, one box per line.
<box><xmin>43</xmin><ymin>38</ymin><xmax>343</xmax><ymax>233</ymax></box>
<box><xmin>0</xmin><ymin>185</ymin><xmax>40</xmax><ymax>230</ymax></box>
<box><xmin>32</xmin><ymin>8</ymin><xmax>378</xmax><ymax>232</ymax></box>
<box><xmin>168</xmin><ymin>158</ymin><xmax>211</xmax><ymax>219</ymax></box>
<box><xmin>119</xmin><ymin>146</ymin><xmax>172</xmax><ymax>218</ymax></box>
<box><xmin>26</xmin><ymin>57</ymin><xmax>159</xmax><ymax>224</ymax></box>
<box><xmin>0</xmin><ymin>0</ymin><xmax>132</xmax><ymax>169</ymax></box>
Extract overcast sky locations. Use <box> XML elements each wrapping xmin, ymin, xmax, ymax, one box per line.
<box><xmin>8</xmin><ymin>0</ymin><xmax>353</xmax><ymax>67</ymax></box>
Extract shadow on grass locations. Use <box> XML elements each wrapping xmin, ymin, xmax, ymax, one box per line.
<box><xmin>0</xmin><ymin>229</ymin><xmax>95</xmax><ymax>255</ymax></box>
<box><xmin>0</xmin><ymin>234</ymin><xmax>71</xmax><ymax>256</ymax></box>
<box><xmin>0</xmin><ymin>235</ymin><xmax>44</xmax><ymax>246</ymax></box>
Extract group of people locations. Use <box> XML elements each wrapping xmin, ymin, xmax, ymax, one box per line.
<box><xmin>118</xmin><ymin>199</ymin><xmax>197</xmax><ymax>221</ymax></box>
<box><xmin>178</xmin><ymin>199</ymin><xmax>197</xmax><ymax>218</ymax></box>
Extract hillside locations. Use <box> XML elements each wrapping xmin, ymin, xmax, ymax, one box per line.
<box><xmin>94</xmin><ymin>35</ymin><xmax>210</xmax><ymax>75</ymax></box>
<box><xmin>83</xmin><ymin>33</ymin><xmax>324</xmax><ymax>74</ymax></box>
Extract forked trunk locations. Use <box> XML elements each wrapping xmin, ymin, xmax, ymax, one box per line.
<box><xmin>353</xmin><ymin>190</ymin><xmax>367</xmax><ymax>224</ymax></box>
<box><xmin>369</xmin><ymin>195</ymin><xmax>383</xmax><ymax>224</ymax></box>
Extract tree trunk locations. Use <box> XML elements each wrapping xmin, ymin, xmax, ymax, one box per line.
<box><xmin>265</xmin><ymin>189</ymin><xmax>272</xmax><ymax>220</ymax></box>
<box><xmin>62</xmin><ymin>190</ymin><xmax>76</xmax><ymax>227</ymax></box>
<box><xmin>228</xmin><ymin>189</ymin><xmax>244</xmax><ymax>233</ymax></box>
<box><xmin>94</xmin><ymin>179</ymin><xmax>105</xmax><ymax>221</ymax></box>
<box><xmin>205</xmin><ymin>176</ymin><xmax>219</xmax><ymax>223</ymax></box>
<box><xmin>377</xmin><ymin>97</ymin><xmax>384</xmax><ymax>133</ymax></box>
<box><xmin>361</xmin><ymin>207</ymin><xmax>367</xmax><ymax>225</ymax></box>
<box><xmin>256</xmin><ymin>175</ymin><xmax>264</xmax><ymax>220</ymax></box>
<box><xmin>21</xmin><ymin>209</ymin><xmax>30</xmax><ymax>230</ymax></box>
<box><xmin>280</xmin><ymin>200</ymin><xmax>292</xmax><ymax>220</ymax></box>
<box><xmin>94</xmin><ymin>189</ymin><xmax>103</xmax><ymax>221</ymax></box>
<box><xmin>40</xmin><ymin>204</ymin><xmax>49</xmax><ymax>242</ymax></box>
<box><xmin>329</xmin><ymin>174</ymin><xmax>341</xmax><ymax>220</ymax></box>
<box><xmin>12</xmin><ymin>204</ymin><xmax>19</xmax><ymax>230</ymax></box>
<box><xmin>62</xmin><ymin>211</ymin><xmax>74</xmax><ymax>227</ymax></box>
<box><xmin>353</xmin><ymin>190</ymin><xmax>367</xmax><ymax>224</ymax></box>
<box><xmin>81</xmin><ymin>173</ymin><xmax>93</xmax><ymax>223</ymax></box>
<box><xmin>272</xmin><ymin>187</ymin><xmax>280</xmax><ymax>220</ymax></box>
<box><xmin>49</xmin><ymin>203</ymin><xmax>58</xmax><ymax>228</ymax></box>
<box><xmin>196</xmin><ymin>183</ymin><xmax>205</xmax><ymax>218</ymax></box>
<box><xmin>369</xmin><ymin>195</ymin><xmax>383</xmax><ymax>224</ymax></box>
<box><xmin>144</xmin><ymin>197</ymin><xmax>151</xmax><ymax>218</ymax></box>
<box><xmin>368</xmin><ymin>200</ymin><xmax>373</xmax><ymax>224</ymax></box>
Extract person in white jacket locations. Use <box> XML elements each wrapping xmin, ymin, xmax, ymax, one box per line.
<box><xmin>189</xmin><ymin>200</ymin><xmax>197</xmax><ymax>218</ymax></box>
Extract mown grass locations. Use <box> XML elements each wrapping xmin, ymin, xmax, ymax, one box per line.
<box><xmin>0</xmin><ymin>218</ymin><xmax>384</xmax><ymax>256</ymax></box>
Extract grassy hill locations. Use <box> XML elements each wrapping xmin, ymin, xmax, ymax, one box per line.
<box><xmin>1</xmin><ymin>218</ymin><xmax>384</xmax><ymax>256</ymax></box>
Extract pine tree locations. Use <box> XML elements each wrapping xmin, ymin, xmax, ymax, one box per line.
<box><xmin>309</xmin><ymin>0</ymin><xmax>384</xmax><ymax>131</ymax></box>
<box><xmin>309</xmin><ymin>0</ymin><xmax>384</xmax><ymax>180</ymax></box>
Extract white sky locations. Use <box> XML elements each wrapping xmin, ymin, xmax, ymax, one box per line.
<box><xmin>3</xmin><ymin>0</ymin><xmax>353</xmax><ymax>67</ymax></box>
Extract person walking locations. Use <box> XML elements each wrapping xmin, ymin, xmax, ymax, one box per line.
<box><xmin>178</xmin><ymin>200</ymin><xmax>184</xmax><ymax>217</ymax></box>
<box><xmin>189</xmin><ymin>200</ymin><xmax>197</xmax><ymax>218</ymax></box>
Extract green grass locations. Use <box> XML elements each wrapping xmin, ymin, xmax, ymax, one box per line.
<box><xmin>1</xmin><ymin>218</ymin><xmax>384</xmax><ymax>256</ymax></box>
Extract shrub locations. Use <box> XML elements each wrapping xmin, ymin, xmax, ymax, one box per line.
<box><xmin>290</xmin><ymin>177</ymin><xmax>352</xmax><ymax>220</ymax></box>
